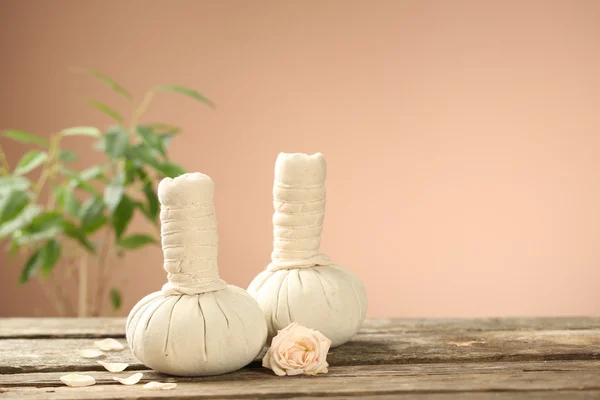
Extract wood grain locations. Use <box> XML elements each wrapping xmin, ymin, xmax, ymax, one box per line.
<box><xmin>2</xmin><ymin>361</ymin><xmax>600</xmax><ymax>399</ymax></box>
<box><xmin>2</xmin><ymin>317</ymin><xmax>600</xmax><ymax>398</ymax></box>
<box><xmin>2</xmin><ymin>328</ymin><xmax>600</xmax><ymax>373</ymax></box>
<box><xmin>3</xmin><ymin>317</ymin><xmax>600</xmax><ymax>338</ymax></box>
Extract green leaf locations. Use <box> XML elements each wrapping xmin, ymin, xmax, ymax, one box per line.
<box><xmin>14</xmin><ymin>151</ymin><xmax>48</xmax><ymax>176</ymax></box>
<box><xmin>126</xmin><ymin>144</ymin><xmax>161</xmax><ymax>168</ymax></box>
<box><xmin>3</xmin><ymin>130</ymin><xmax>48</xmax><ymax>147</ymax></box>
<box><xmin>62</xmin><ymin>220</ymin><xmax>95</xmax><ymax>253</ymax></box>
<box><xmin>142</xmin><ymin>182</ymin><xmax>159</xmax><ymax>221</ymax></box>
<box><xmin>123</xmin><ymin>160</ymin><xmax>137</xmax><ymax>184</ymax></box>
<box><xmin>159</xmin><ymin>133</ymin><xmax>175</xmax><ymax>149</ymax></box>
<box><xmin>16</xmin><ymin>211</ymin><xmax>64</xmax><ymax>245</ymax></box>
<box><xmin>136</xmin><ymin>126</ymin><xmax>166</xmax><ymax>157</ymax></box>
<box><xmin>28</xmin><ymin>211</ymin><xmax>63</xmax><ymax>232</ymax></box>
<box><xmin>61</xmin><ymin>166</ymin><xmax>105</xmax><ymax>196</ymax></box>
<box><xmin>74</xmin><ymin>68</ymin><xmax>133</xmax><ymax>101</ymax></box>
<box><xmin>58</xmin><ymin>150</ymin><xmax>78</xmax><ymax>163</ymax></box>
<box><xmin>79</xmin><ymin>197</ymin><xmax>106</xmax><ymax>233</ymax></box>
<box><xmin>88</xmin><ymin>100</ymin><xmax>124</xmax><ymax>123</ymax></box>
<box><xmin>155</xmin><ymin>85</ymin><xmax>214</xmax><ymax>107</ymax></box>
<box><xmin>103</xmin><ymin>126</ymin><xmax>129</xmax><ymax>158</ymax></box>
<box><xmin>109</xmin><ymin>288</ymin><xmax>122</xmax><ymax>310</ymax></box>
<box><xmin>61</xmin><ymin>126</ymin><xmax>101</xmax><ymax>137</ymax></box>
<box><xmin>41</xmin><ymin>239</ymin><xmax>61</xmax><ymax>277</ymax></box>
<box><xmin>19</xmin><ymin>248</ymin><xmax>42</xmax><ymax>284</ymax></box>
<box><xmin>147</xmin><ymin>123</ymin><xmax>182</xmax><ymax>135</ymax></box>
<box><xmin>0</xmin><ymin>190</ymin><xmax>29</xmax><ymax>224</ymax></box>
<box><xmin>118</xmin><ymin>234</ymin><xmax>156</xmax><ymax>249</ymax></box>
<box><xmin>0</xmin><ymin>176</ymin><xmax>30</xmax><ymax>194</ymax></box>
<box><xmin>79</xmin><ymin>165</ymin><xmax>107</xmax><ymax>181</ymax></box>
<box><xmin>155</xmin><ymin>162</ymin><xmax>186</xmax><ymax>178</ymax></box>
<box><xmin>112</xmin><ymin>195</ymin><xmax>135</xmax><ymax>239</ymax></box>
<box><xmin>0</xmin><ymin>205</ymin><xmax>41</xmax><ymax>238</ymax></box>
<box><xmin>54</xmin><ymin>186</ymin><xmax>81</xmax><ymax>217</ymax></box>
<box><xmin>104</xmin><ymin>172</ymin><xmax>124</xmax><ymax>213</ymax></box>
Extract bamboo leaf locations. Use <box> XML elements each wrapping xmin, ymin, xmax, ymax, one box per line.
<box><xmin>88</xmin><ymin>100</ymin><xmax>124</xmax><ymax>123</ymax></box>
<box><xmin>0</xmin><ymin>190</ymin><xmax>30</xmax><ymax>224</ymax></box>
<box><xmin>103</xmin><ymin>126</ymin><xmax>129</xmax><ymax>158</ymax></box>
<box><xmin>2</xmin><ymin>130</ymin><xmax>48</xmax><ymax>147</ymax></box>
<box><xmin>54</xmin><ymin>186</ymin><xmax>80</xmax><ymax>217</ymax></box>
<box><xmin>14</xmin><ymin>151</ymin><xmax>48</xmax><ymax>176</ymax></box>
<box><xmin>112</xmin><ymin>195</ymin><xmax>134</xmax><ymax>239</ymax></box>
<box><xmin>136</xmin><ymin>126</ymin><xmax>166</xmax><ymax>157</ymax></box>
<box><xmin>155</xmin><ymin>162</ymin><xmax>186</xmax><ymax>178</ymax></box>
<box><xmin>19</xmin><ymin>248</ymin><xmax>42</xmax><ymax>284</ymax></box>
<box><xmin>74</xmin><ymin>68</ymin><xmax>133</xmax><ymax>101</ymax></box>
<box><xmin>79</xmin><ymin>197</ymin><xmax>106</xmax><ymax>233</ymax></box>
<box><xmin>58</xmin><ymin>150</ymin><xmax>78</xmax><ymax>163</ymax></box>
<box><xmin>0</xmin><ymin>205</ymin><xmax>41</xmax><ymax>238</ymax></box>
<box><xmin>0</xmin><ymin>176</ymin><xmax>30</xmax><ymax>194</ymax></box>
<box><xmin>146</xmin><ymin>123</ymin><xmax>182</xmax><ymax>135</ymax></box>
<box><xmin>118</xmin><ymin>234</ymin><xmax>156</xmax><ymax>249</ymax></box>
<box><xmin>41</xmin><ymin>239</ymin><xmax>61</xmax><ymax>277</ymax></box>
<box><xmin>61</xmin><ymin>126</ymin><xmax>102</xmax><ymax>137</ymax></box>
<box><xmin>110</xmin><ymin>288</ymin><xmax>122</xmax><ymax>310</ymax></box>
<box><xmin>62</xmin><ymin>220</ymin><xmax>95</xmax><ymax>253</ymax></box>
<box><xmin>155</xmin><ymin>85</ymin><xmax>214</xmax><ymax>107</ymax></box>
<box><xmin>142</xmin><ymin>182</ymin><xmax>159</xmax><ymax>221</ymax></box>
<box><xmin>104</xmin><ymin>172</ymin><xmax>124</xmax><ymax>213</ymax></box>
<box><xmin>16</xmin><ymin>211</ymin><xmax>64</xmax><ymax>245</ymax></box>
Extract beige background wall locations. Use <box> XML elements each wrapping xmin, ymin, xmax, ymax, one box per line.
<box><xmin>1</xmin><ymin>0</ymin><xmax>600</xmax><ymax>318</ymax></box>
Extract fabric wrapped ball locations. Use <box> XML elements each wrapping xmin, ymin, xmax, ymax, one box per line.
<box><xmin>248</xmin><ymin>264</ymin><xmax>367</xmax><ymax>347</ymax></box>
<box><xmin>126</xmin><ymin>285</ymin><xmax>267</xmax><ymax>376</ymax></box>
<box><xmin>248</xmin><ymin>153</ymin><xmax>368</xmax><ymax>347</ymax></box>
<box><xmin>126</xmin><ymin>173</ymin><xmax>267</xmax><ymax>376</ymax></box>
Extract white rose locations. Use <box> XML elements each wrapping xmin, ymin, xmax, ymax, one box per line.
<box><xmin>262</xmin><ymin>322</ymin><xmax>332</xmax><ymax>376</ymax></box>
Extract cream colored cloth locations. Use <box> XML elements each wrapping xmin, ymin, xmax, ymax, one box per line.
<box><xmin>126</xmin><ymin>173</ymin><xmax>267</xmax><ymax>376</ymax></box>
<box><xmin>249</xmin><ymin>153</ymin><xmax>368</xmax><ymax>347</ymax></box>
<box><xmin>157</xmin><ymin>174</ymin><xmax>227</xmax><ymax>295</ymax></box>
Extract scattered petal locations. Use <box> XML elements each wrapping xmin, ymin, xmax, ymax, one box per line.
<box><xmin>94</xmin><ymin>338</ymin><xmax>125</xmax><ymax>351</ymax></box>
<box><xmin>113</xmin><ymin>372</ymin><xmax>143</xmax><ymax>385</ymax></box>
<box><xmin>98</xmin><ymin>361</ymin><xmax>128</xmax><ymax>372</ymax></box>
<box><xmin>143</xmin><ymin>381</ymin><xmax>177</xmax><ymax>390</ymax></box>
<box><xmin>79</xmin><ymin>349</ymin><xmax>104</xmax><ymax>359</ymax></box>
<box><xmin>60</xmin><ymin>374</ymin><xmax>96</xmax><ymax>387</ymax></box>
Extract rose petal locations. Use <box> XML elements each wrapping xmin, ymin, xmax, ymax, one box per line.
<box><xmin>143</xmin><ymin>381</ymin><xmax>177</xmax><ymax>390</ymax></box>
<box><xmin>60</xmin><ymin>374</ymin><xmax>96</xmax><ymax>387</ymax></box>
<box><xmin>113</xmin><ymin>372</ymin><xmax>143</xmax><ymax>385</ymax></box>
<box><xmin>79</xmin><ymin>349</ymin><xmax>104</xmax><ymax>359</ymax></box>
<box><xmin>98</xmin><ymin>361</ymin><xmax>128</xmax><ymax>372</ymax></box>
<box><xmin>94</xmin><ymin>338</ymin><xmax>125</xmax><ymax>352</ymax></box>
<box><xmin>263</xmin><ymin>322</ymin><xmax>332</xmax><ymax>376</ymax></box>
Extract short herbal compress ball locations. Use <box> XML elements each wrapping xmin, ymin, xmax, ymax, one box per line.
<box><xmin>248</xmin><ymin>153</ymin><xmax>367</xmax><ymax>347</ymax></box>
<box><xmin>126</xmin><ymin>173</ymin><xmax>267</xmax><ymax>376</ymax></box>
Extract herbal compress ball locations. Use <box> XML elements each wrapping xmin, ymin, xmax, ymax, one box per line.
<box><xmin>126</xmin><ymin>173</ymin><xmax>267</xmax><ymax>376</ymax></box>
<box><xmin>248</xmin><ymin>153</ymin><xmax>367</xmax><ymax>347</ymax></box>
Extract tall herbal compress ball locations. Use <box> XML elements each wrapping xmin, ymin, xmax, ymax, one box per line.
<box><xmin>248</xmin><ymin>153</ymin><xmax>368</xmax><ymax>347</ymax></box>
<box><xmin>126</xmin><ymin>173</ymin><xmax>267</xmax><ymax>376</ymax></box>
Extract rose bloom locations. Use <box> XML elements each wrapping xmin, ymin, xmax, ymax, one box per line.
<box><xmin>262</xmin><ymin>322</ymin><xmax>332</xmax><ymax>376</ymax></box>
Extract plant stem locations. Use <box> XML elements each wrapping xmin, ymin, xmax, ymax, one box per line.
<box><xmin>37</xmin><ymin>276</ymin><xmax>66</xmax><ymax>316</ymax></box>
<box><xmin>0</xmin><ymin>144</ymin><xmax>10</xmax><ymax>174</ymax></box>
<box><xmin>130</xmin><ymin>90</ymin><xmax>155</xmax><ymax>130</ymax></box>
<box><xmin>93</xmin><ymin>227</ymin><xmax>112</xmax><ymax>316</ymax></box>
<box><xmin>33</xmin><ymin>134</ymin><xmax>61</xmax><ymax>201</ymax></box>
<box><xmin>78</xmin><ymin>253</ymin><xmax>88</xmax><ymax>317</ymax></box>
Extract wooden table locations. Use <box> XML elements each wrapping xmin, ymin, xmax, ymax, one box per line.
<box><xmin>1</xmin><ymin>318</ymin><xmax>600</xmax><ymax>399</ymax></box>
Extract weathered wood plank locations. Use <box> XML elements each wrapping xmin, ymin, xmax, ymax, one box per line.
<box><xmin>2</xmin><ymin>361</ymin><xmax>600</xmax><ymax>399</ymax></box>
<box><xmin>2</xmin><ymin>317</ymin><xmax>600</xmax><ymax>338</ymax></box>
<box><xmin>2</xmin><ymin>360</ymin><xmax>600</xmax><ymax>387</ymax></box>
<box><xmin>0</xmin><ymin>318</ymin><xmax>125</xmax><ymax>339</ymax></box>
<box><xmin>2</xmin><ymin>328</ymin><xmax>600</xmax><ymax>374</ymax></box>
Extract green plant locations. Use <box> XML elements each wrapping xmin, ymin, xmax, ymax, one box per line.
<box><xmin>0</xmin><ymin>69</ymin><xmax>213</xmax><ymax>316</ymax></box>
